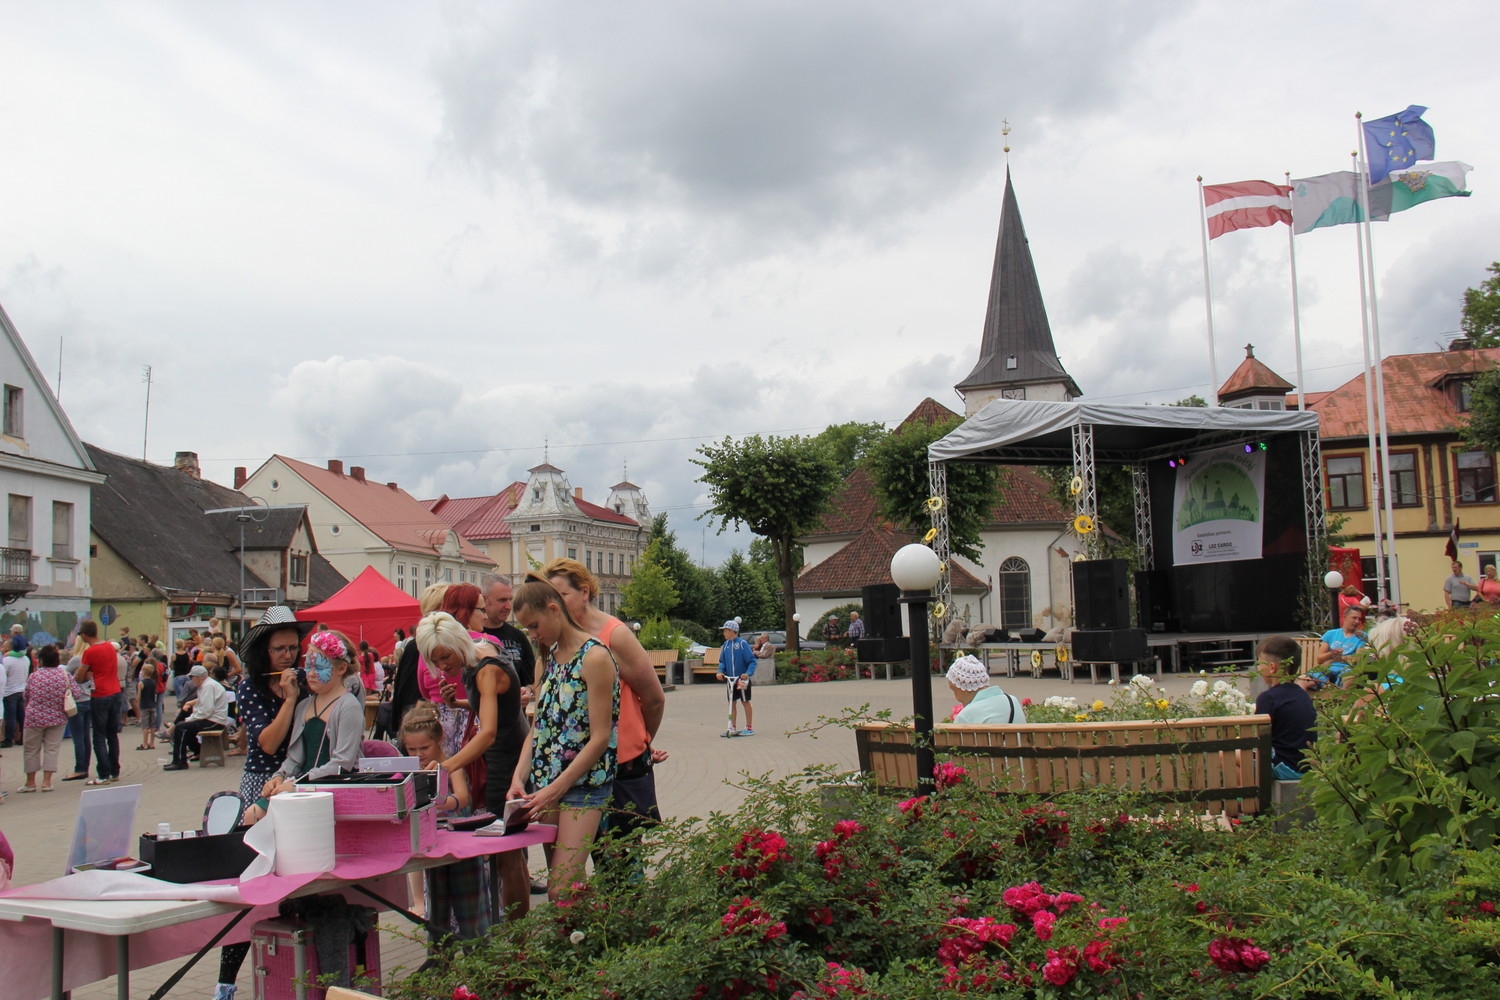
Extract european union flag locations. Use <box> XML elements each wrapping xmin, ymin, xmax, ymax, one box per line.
<box><xmin>1363</xmin><ymin>105</ymin><xmax>1436</xmax><ymax>183</ymax></box>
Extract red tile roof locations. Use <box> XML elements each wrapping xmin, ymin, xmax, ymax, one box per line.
<box><xmin>809</xmin><ymin>466</ymin><xmax>884</xmax><ymax>536</ymax></box>
<box><xmin>1218</xmin><ymin>346</ymin><xmax>1295</xmax><ymax>400</ymax></box>
<box><xmin>896</xmin><ymin>397</ymin><xmax>961</xmax><ymax>431</ymax></box>
<box><xmin>574</xmin><ymin>495</ymin><xmax>641</xmax><ymax>526</ymax></box>
<box><xmin>424</xmin><ymin>482</ymin><xmax>525</xmax><ymax>541</ymax></box>
<box><xmin>795</xmin><ymin>524</ymin><xmax>987</xmax><ymax>595</ymax></box>
<box><xmin>276</xmin><ymin>455</ymin><xmax>493</xmax><ymax>564</ymax></box>
<box><xmin>1309</xmin><ymin>347</ymin><xmax>1500</xmax><ymax>440</ymax></box>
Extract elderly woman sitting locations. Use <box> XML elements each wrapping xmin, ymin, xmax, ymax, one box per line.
<box><xmin>945</xmin><ymin>655</ymin><xmax>1027</xmax><ymax>725</ymax></box>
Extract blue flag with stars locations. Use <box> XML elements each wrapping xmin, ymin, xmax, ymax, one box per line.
<box><xmin>1363</xmin><ymin>105</ymin><xmax>1436</xmax><ymax>183</ymax></box>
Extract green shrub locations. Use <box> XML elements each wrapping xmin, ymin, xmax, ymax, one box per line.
<box><xmin>1307</xmin><ymin>615</ymin><xmax>1500</xmax><ymax>887</ymax></box>
<box><xmin>636</xmin><ymin>617</ymin><xmax>689</xmax><ymax>657</ymax></box>
<box><xmin>671</xmin><ymin>618</ymin><xmax>715</xmax><ymax>646</ymax></box>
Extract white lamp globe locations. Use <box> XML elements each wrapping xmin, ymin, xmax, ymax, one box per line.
<box><xmin>734</xmin><ymin>616</ymin><xmax>742</xmax><ymax>625</ymax></box>
<box><xmin>792</xmin><ymin>613</ymin><xmax>800</xmax><ymax>623</ymax></box>
<box><xmin>1323</xmin><ymin>571</ymin><xmax>1344</xmax><ymax>590</ymax></box>
<box><xmin>890</xmin><ymin>543</ymin><xmax>942</xmax><ymax>592</ymax></box>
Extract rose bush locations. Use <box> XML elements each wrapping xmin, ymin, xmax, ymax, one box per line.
<box><xmin>394</xmin><ymin>760</ymin><xmax>1498</xmax><ymax>999</ymax></box>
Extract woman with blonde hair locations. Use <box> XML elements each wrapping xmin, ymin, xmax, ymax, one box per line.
<box><xmin>414</xmin><ymin>610</ymin><xmax>531</xmax><ymax>917</ymax></box>
<box><xmin>508</xmin><ymin>576</ymin><xmax>619</xmax><ymax>900</ymax></box>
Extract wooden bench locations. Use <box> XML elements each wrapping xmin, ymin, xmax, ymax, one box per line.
<box><xmin>690</xmin><ymin>648</ymin><xmax>721</xmax><ymax>683</ymax></box>
<box><xmin>645</xmin><ymin>649</ymin><xmax>678</xmax><ymax>682</ymax></box>
<box><xmin>197</xmin><ymin>729</ymin><xmax>227</xmax><ymax>768</ymax></box>
<box><xmin>855</xmin><ymin>714</ymin><xmax>1272</xmax><ymax>818</ymax></box>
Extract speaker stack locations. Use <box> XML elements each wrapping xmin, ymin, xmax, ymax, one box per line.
<box><xmin>858</xmin><ymin>583</ymin><xmax>907</xmax><ymax>662</ymax></box>
<box><xmin>1071</xmin><ymin>559</ymin><xmax>1146</xmax><ymax>662</ymax></box>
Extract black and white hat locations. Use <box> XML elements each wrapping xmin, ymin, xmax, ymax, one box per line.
<box><xmin>236</xmin><ymin>605</ymin><xmax>314</xmax><ymax>657</ymax></box>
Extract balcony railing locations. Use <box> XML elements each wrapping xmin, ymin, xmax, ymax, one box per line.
<box><xmin>1</xmin><ymin>546</ymin><xmax>36</xmax><ymax>604</ymax></box>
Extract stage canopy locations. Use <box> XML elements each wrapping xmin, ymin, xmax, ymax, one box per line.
<box><xmin>922</xmin><ymin>398</ymin><xmax>1328</xmax><ymax>631</ymax></box>
<box><xmin>928</xmin><ymin>398</ymin><xmax>1319</xmax><ymax>466</ymax></box>
<box><xmin>295</xmin><ymin>565</ymin><xmax>420</xmax><ymax>657</ymax></box>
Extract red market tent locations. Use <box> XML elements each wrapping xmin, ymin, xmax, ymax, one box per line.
<box><xmin>295</xmin><ymin>566</ymin><xmax>419</xmax><ymax>657</ymax></box>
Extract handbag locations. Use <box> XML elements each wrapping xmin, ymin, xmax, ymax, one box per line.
<box><xmin>64</xmin><ymin>687</ymin><xmax>78</xmax><ymax>718</ymax></box>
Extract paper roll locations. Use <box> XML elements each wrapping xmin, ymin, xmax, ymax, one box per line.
<box><xmin>267</xmin><ymin>791</ymin><xmax>336</xmax><ymax>876</ymax></box>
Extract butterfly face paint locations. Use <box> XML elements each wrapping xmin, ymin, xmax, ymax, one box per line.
<box><xmin>305</xmin><ymin>631</ymin><xmax>347</xmax><ymax>685</ymax></box>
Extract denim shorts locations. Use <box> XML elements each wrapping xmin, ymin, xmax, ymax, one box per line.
<box><xmin>559</xmin><ymin>783</ymin><xmax>612</xmax><ymax>809</ymax></box>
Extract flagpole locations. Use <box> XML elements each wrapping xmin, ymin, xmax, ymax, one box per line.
<box><xmin>1355</xmin><ymin>114</ymin><xmax>1402</xmax><ymax>607</ymax></box>
<box><xmin>1284</xmin><ymin>171</ymin><xmax>1307</xmax><ymax>412</ymax></box>
<box><xmin>1351</xmin><ymin>145</ymin><xmax>1388</xmax><ymax>603</ymax></box>
<box><xmin>1197</xmin><ymin>177</ymin><xmax>1221</xmax><ymax>406</ymax></box>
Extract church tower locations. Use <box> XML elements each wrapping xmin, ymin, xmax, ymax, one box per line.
<box><xmin>955</xmin><ymin>170</ymin><xmax>1080</xmax><ymax>415</ymax></box>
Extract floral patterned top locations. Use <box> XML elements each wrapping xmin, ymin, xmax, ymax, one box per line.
<box><xmin>25</xmin><ymin>666</ymin><xmax>85</xmax><ymax>729</ymax></box>
<box><xmin>529</xmin><ymin>637</ymin><xmax>618</xmax><ymax>793</ymax></box>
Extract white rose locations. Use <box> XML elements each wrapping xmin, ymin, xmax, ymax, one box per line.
<box><xmin>570</xmin><ymin>930</ymin><xmax>586</xmax><ymax>945</ymax></box>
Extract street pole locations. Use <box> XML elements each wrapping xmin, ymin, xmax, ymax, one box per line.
<box><xmin>903</xmin><ymin>589</ymin><xmax>935</xmax><ymax>793</ymax></box>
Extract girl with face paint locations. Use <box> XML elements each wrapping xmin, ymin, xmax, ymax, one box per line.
<box><xmin>258</xmin><ymin>631</ymin><xmax>366</xmax><ymax>802</ymax></box>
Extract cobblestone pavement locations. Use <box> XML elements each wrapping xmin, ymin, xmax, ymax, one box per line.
<box><xmin>0</xmin><ymin>668</ymin><xmax>1219</xmax><ymax>997</ymax></box>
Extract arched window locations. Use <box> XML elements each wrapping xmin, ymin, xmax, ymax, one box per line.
<box><xmin>998</xmin><ymin>557</ymin><xmax>1031</xmax><ymax>630</ymax></box>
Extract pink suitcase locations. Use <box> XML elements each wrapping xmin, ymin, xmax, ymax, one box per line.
<box><xmin>251</xmin><ymin>917</ymin><xmax>382</xmax><ymax>1000</ymax></box>
<box><xmin>333</xmin><ymin>804</ymin><xmax>439</xmax><ymax>857</ymax></box>
<box><xmin>298</xmin><ymin>774</ymin><xmax>419</xmax><ymax>820</ymax></box>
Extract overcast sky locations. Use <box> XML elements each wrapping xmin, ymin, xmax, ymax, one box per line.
<box><xmin>3</xmin><ymin>2</ymin><xmax>1496</xmax><ymax>567</ymax></box>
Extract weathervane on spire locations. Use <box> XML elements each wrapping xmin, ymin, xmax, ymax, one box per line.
<box><xmin>1001</xmin><ymin>118</ymin><xmax>1011</xmax><ymax>159</ymax></box>
<box><xmin>543</xmin><ymin>437</ymin><xmax>549</xmax><ymax>464</ymax></box>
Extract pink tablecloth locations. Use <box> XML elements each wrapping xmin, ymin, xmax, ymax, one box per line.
<box><xmin>0</xmin><ymin>825</ymin><xmax>554</xmax><ymax>1000</ymax></box>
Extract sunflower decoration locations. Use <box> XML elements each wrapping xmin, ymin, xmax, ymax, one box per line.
<box><xmin>1068</xmin><ymin>476</ymin><xmax>1084</xmax><ymax>496</ymax></box>
<box><xmin>925</xmin><ymin>496</ymin><xmax>944</xmax><ymax>512</ymax></box>
<box><xmin>923</xmin><ymin>527</ymin><xmax>939</xmax><ymax>543</ymax></box>
<box><xmin>931</xmin><ymin>603</ymin><xmax>946</xmax><ymax>620</ymax></box>
<box><xmin>1055</xmin><ymin>645</ymin><xmax>1069</xmax><ymax>664</ymax></box>
<box><xmin>1030</xmin><ymin>649</ymin><xmax>1043</xmax><ymax>668</ymax></box>
<box><xmin>1072</xmin><ymin>514</ymin><xmax>1095</xmax><ymax>535</ymax></box>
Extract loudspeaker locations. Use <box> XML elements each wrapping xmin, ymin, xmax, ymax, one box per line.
<box><xmin>857</xmin><ymin>637</ymin><xmax>909</xmax><ymax>663</ymax></box>
<box><xmin>1071</xmin><ymin>628</ymin><xmax>1147</xmax><ymax>663</ymax></box>
<box><xmin>1072</xmin><ymin>559</ymin><xmax>1130</xmax><ymax>630</ymax></box>
<box><xmin>861</xmin><ymin>583</ymin><xmax>902</xmax><ymax>638</ymax></box>
<box><xmin>1134</xmin><ymin>570</ymin><xmax>1178</xmax><ymax>632</ymax></box>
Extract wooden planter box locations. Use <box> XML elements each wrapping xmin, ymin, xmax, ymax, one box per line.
<box><xmin>855</xmin><ymin>715</ymin><xmax>1273</xmax><ymax>818</ymax></box>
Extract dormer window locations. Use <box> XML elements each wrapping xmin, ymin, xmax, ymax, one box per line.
<box><xmin>1005</xmin><ymin>356</ymin><xmax>1018</xmax><ymax>370</ymax></box>
<box><xmin>1457</xmin><ymin>380</ymin><xmax>1475</xmax><ymax>412</ymax></box>
<box><xmin>533</xmin><ymin>487</ymin><xmax>542</xmax><ymax>501</ymax></box>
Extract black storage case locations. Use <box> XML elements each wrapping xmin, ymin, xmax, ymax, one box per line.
<box><xmin>140</xmin><ymin>828</ymin><xmax>259</xmax><ymax>883</ymax></box>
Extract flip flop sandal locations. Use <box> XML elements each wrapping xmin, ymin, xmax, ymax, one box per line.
<box><xmin>40</xmin><ymin>786</ymin><xmax>54</xmax><ymax>792</ymax></box>
<box><xmin>61</xmin><ymin>773</ymin><xmax>87</xmax><ymax>781</ymax></box>
<box><xmin>84</xmin><ymin>778</ymin><xmax>107</xmax><ymax>785</ymax></box>
<box><xmin>18</xmin><ymin>785</ymin><xmax>37</xmax><ymax>792</ymax></box>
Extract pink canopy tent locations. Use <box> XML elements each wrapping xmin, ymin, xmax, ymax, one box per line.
<box><xmin>295</xmin><ymin>565</ymin><xmax>419</xmax><ymax>657</ymax></box>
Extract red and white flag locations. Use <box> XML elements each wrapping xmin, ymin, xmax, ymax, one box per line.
<box><xmin>1203</xmin><ymin>180</ymin><xmax>1293</xmax><ymax>239</ymax></box>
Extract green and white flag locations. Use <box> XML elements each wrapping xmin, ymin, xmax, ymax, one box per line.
<box><xmin>1386</xmin><ymin>160</ymin><xmax>1472</xmax><ymax>215</ymax></box>
<box><xmin>1291</xmin><ymin>162</ymin><xmax>1471</xmax><ymax>235</ymax></box>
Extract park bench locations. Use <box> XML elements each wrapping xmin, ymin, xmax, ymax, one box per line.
<box><xmin>645</xmin><ymin>648</ymin><xmax>678</xmax><ymax>681</ymax></box>
<box><xmin>854</xmin><ymin>714</ymin><xmax>1273</xmax><ymax>818</ymax></box>
<box><xmin>690</xmin><ymin>647</ymin><xmax>721</xmax><ymax>683</ymax></box>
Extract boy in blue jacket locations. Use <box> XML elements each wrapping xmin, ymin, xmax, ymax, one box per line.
<box><xmin>715</xmin><ymin>620</ymin><xmax>757</xmax><ymax>737</ymax></box>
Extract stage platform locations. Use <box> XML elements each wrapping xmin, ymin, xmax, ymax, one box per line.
<box><xmin>941</xmin><ymin>631</ymin><xmax>1302</xmax><ymax>684</ymax></box>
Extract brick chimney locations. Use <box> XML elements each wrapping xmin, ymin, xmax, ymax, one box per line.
<box><xmin>233</xmin><ymin>467</ymin><xmax>247</xmax><ymax>489</ymax></box>
<box><xmin>574</xmin><ymin>487</ymin><xmax>583</xmax><ymax>498</ymax></box>
<box><xmin>328</xmin><ymin>459</ymin><xmax>344</xmax><ymax>475</ymax></box>
<box><xmin>386</xmin><ymin>482</ymin><xmax>398</xmax><ymax>490</ymax></box>
<box><xmin>174</xmin><ymin>451</ymin><xmax>201</xmax><ymax>479</ymax></box>
<box><xmin>351</xmin><ymin>466</ymin><xmax>366</xmax><ymax>483</ymax></box>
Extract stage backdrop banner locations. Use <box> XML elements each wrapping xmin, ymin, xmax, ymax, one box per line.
<box><xmin>1171</xmin><ymin>446</ymin><xmax>1267</xmax><ymax>566</ymax></box>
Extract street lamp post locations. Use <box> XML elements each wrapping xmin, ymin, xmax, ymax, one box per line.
<box><xmin>1323</xmin><ymin>570</ymin><xmax>1344</xmax><ymax>628</ymax></box>
<box><xmin>238</xmin><ymin>512</ymin><xmax>251</xmax><ymax>641</ymax></box>
<box><xmin>891</xmin><ymin>543</ymin><xmax>941</xmax><ymax>794</ymax></box>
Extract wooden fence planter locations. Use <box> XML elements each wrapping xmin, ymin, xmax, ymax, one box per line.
<box><xmin>855</xmin><ymin>715</ymin><xmax>1273</xmax><ymax>818</ymax></box>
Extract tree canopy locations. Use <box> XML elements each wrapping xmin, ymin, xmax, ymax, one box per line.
<box><xmin>1462</xmin><ymin>367</ymin><xmax>1500</xmax><ymax>455</ymax></box>
<box><xmin>644</xmin><ymin>513</ymin><xmax>715</xmax><ymax>624</ymax></box>
<box><xmin>694</xmin><ymin>434</ymin><xmax>841</xmax><ymax>650</ymax></box>
<box><xmin>619</xmin><ymin>537</ymin><xmax>678</xmax><ymax>623</ymax></box>
<box><xmin>814</xmin><ymin>420</ymin><xmax>886</xmax><ymax>479</ymax></box>
<box><xmin>1461</xmin><ymin>261</ymin><xmax>1500</xmax><ymax>349</ymax></box>
<box><xmin>864</xmin><ymin>414</ymin><xmax>1000</xmax><ymax>562</ymax></box>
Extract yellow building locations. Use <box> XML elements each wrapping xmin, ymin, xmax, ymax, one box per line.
<box><xmin>1300</xmin><ymin>345</ymin><xmax>1500</xmax><ymax>611</ymax></box>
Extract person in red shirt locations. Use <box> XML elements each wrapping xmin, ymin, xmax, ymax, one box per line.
<box><xmin>76</xmin><ymin>621</ymin><xmax>123</xmax><ymax>784</ymax></box>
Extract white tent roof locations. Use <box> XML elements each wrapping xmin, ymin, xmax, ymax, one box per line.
<box><xmin>928</xmin><ymin>398</ymin><xmax>1319</xmax><ymax>466</ymax></box>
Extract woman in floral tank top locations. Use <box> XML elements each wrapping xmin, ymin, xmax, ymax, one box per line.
<box><xmin>508</xmin><ymin>575</ymin><xmax>619</xmax><ymax>901</ymax></box>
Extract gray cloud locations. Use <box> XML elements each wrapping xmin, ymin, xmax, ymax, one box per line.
<box><xmin>431</xmin><ymin>2</ymin><xmax>1184</xmax><ymax>269</ymax></box>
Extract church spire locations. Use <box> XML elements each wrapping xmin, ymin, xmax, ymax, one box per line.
<box><xmin>955</xmin><ymin>169</ymin><xmax>1080</xmax><ymax>414</ymax></box>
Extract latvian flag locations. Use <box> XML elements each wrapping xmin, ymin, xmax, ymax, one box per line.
<box><xmin>1204</xmin><ymin>180</ymin><xmax>1293</xmax><ymax>239</ymax></box>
